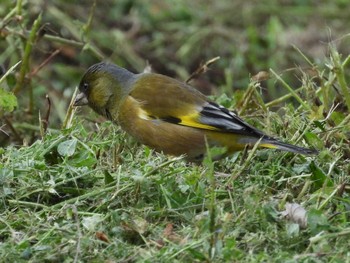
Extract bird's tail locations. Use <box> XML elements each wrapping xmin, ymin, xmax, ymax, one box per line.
<box><xmin>259</xmin><ymin>138</ymin><xmax>318</xmax><ymax>155</ymax></box>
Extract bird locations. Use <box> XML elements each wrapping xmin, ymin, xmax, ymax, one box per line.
<box><xmin>74</xmin><ymin>62</ymin><xmax>318</xmax><ymax>162</ymax></box>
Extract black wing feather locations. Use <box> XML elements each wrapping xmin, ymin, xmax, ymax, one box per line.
<box><xmin>199</xmin><ymin>102</ymin><xmax>270</xmax><ymax>138</ymax></box>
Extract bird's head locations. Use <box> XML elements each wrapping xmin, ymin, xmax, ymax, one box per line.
<box><xmin>74</xmin><ymin>62</ymin><xmax>135</xmax><ymax>117</ymax></box>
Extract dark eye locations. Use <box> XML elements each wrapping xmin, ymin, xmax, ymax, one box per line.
<box><xmin>83</xmin><ymin>82</ymin><xmax>89</xmax><ymax>91</ymax></box>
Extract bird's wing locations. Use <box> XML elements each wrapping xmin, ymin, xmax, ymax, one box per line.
<box><xmin>129</xmin><ymin>73</ymin><xmax>268</xmax><ymax>137</ymax></box>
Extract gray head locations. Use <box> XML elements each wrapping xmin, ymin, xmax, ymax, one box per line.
<box><xmin>74</xmin><ymin>62</ymin><xmax>136</xmax><ymax>117</ymax></box>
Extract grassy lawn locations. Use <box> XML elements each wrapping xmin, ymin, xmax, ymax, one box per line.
<box><xmin>1</xmin><ymin>1</ymin><xmax>350</xmax><ymax>262</ymax></box>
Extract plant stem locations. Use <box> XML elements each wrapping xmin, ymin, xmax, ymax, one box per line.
<box><xmin>331</xmin><ymin>48</ymin><xmax>350</xmax><ymax>111</ymax></box>
<box><xmin>270</xmin><ymin>69</ymin><xmax>311</xmax><ymax>111</ymax></box>
<box><xmin>16</xmin><ymin>0</ymin><xmax>23</xmax><ymax>16</ymax></box>
<box><xmin>13</xmin><ymin>13</ymin><xmax>42</xmax><ymax>95</ymax></box>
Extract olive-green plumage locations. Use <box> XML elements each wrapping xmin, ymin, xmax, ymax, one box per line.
<box><xmin>74</xmin><ymin>62</ymin><xmax>318</xmax><ymax>161</ymax></box>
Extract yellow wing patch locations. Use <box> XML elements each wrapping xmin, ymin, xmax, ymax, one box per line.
<box><xmin>179</xmin><ymin>113</ymin><xmax>220</xmax><ymax>131</ymax></box>
<box><xmin>136</xmin><ymin>105</ymin><xmax>220</xmax><ymax>131</ymax></box>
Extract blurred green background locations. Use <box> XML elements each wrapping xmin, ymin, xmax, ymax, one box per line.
<box><xmin>1</xmin><ymin>0</ymin><xmax>350</xmax><ymax>143</ymax></box>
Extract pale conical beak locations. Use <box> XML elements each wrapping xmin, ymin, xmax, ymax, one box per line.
<box><xmin>74</xmin><ymin>92</ymin><xmax>89</xmax><ymax>106</ymax></box>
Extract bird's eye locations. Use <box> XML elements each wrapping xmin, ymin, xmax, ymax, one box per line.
<box><xmin>83</xmin><ymin>82</ymin><xmax>89</xmax><ymax>91</ymax></box>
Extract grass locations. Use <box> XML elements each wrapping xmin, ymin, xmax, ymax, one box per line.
<box><xmin>1</xmin><ymin>0</ymin><xmax>350</xmax><ymax>262</ymax></box>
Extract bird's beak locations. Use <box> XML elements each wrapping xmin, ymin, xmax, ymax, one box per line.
<box><xmin>74</xmin><ymin>92</ymin><xmax>88</xmax><ymax>106</ymax></box>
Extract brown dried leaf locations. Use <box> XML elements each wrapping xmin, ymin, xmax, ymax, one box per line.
<box><xmin>96</xmin><ymin>231</ymin><xmax>110</xmax><ymax>243</ymax></box>
<box><xmin>163</xmin><ymin>223</ymin><xmax>174</xmax><ymax>238</ymax></box>
<box><xmin>252</xmin><ymin>71</ymin><xmax>270</xmax><ymax>82</ymax></box>
<box><xmin>186</xmin><ymin>56</ymin><xmax>220</xmax><ymax>83</ymax></box>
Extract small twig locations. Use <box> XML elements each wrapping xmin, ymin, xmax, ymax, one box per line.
<box><xmin>309</xmin><ymin>228</ymin><xmax>350</xmax><ymax>244</ymax></box>
<box><xmin>42</xmin><ymin>95</ymin><xmax>51</xmax><ymax>135</ymax></box>
<box><xmin>186</xmin><ymin>56</ymin><xmax>220</xmax><ymax>84</ymax></box>
<box><xmin>0</xmin><ymin>5</ymin><xmax>17</xmax><ymax>28</ymax></box>
<box><xmin>3</xmin><ymin>116</ymin><xmax>22</xmax><ymax>142</ymax></box>
<box><xmin>0</xmin><ymin>124</ymin><xmax>9</xmax><ymax>137</ymax></box>
<box><xmin>4</xmin><ymin>27</ymin><xmax>104</xmax><ymax>60</ymax></box>
<box><xmin>292</xmin><ymin>45</ymin><xmax>315</xmax><ymax>67</ymax></box>
<box><xmin>62</xmin><ymin>87</ymin><xmax>79</xmax><ymax>129</ymax></box>
<box><xmin>237</xmin><ymin>82</ymin><xmax>256</xmax><ymax>115</ymax></box>
<box><xmin>266</xmin><ymin>86</ymin><xmax>304</xmax><ymax>108</ymax></box>
<box><xmin>82</xmin><ymin>0</ymin><xmax>97</xmax><ymax>40</ymax></box>
<box><xmin>0</xmin><ymin>61</ymin><xmax>21</xmax><ymax>85</ymax></box>
<box><xmin>270</xmin><ymin>68</ymin><xmax>311</xmax><ymax>111</ymax></box>
<box><xmin>29</xmin><ymin>49</ymin><xmax>60</xmax><ymax>78</ymax></box>
<box><xmin>43</xmin><ymin>34</ymin><xmax>84</xmax><ymax>47</ymax></box>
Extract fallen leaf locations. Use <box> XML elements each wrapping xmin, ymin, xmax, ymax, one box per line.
<box><xmin>281</xmin><ymin>203</ymin><xmax>308</xmax><ymax>228</ymax></box>
<box><xmin>96</xmin><ymin>231</ymin><xmax>110</xmax><ymax>243</ymax></box>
